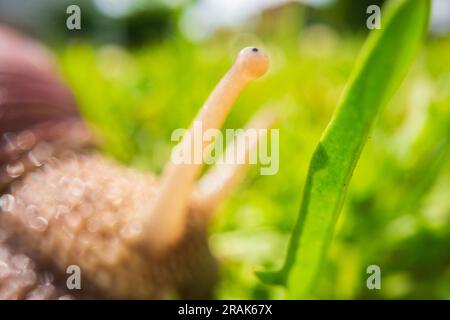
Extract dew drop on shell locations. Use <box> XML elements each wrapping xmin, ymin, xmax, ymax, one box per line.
<box><xmin>120</xmin><ymin>221</ymin><xmax>143</xmax><ymax>239</ymax></box>
<box><xmin>69</xmin><ymin>178</ymin><xmax>85</xmax><ymax>198</ymax></box>
<box><xmin>21</xmin><ymin>269</ymin><xmax>37</xmax><ymax>287</ymax></box>
<box><xmin>29</xmin><ymin>216</ymin><xmax>49</xmax><ymax>232</ymax></box>
<box><xmin>6</xmin><ymin>161</ymin><xmax>24</xmax><ymax>178</ymax></box>
<box><xmin>25</xmin><ymin>205</ymin><xmax>49</xmax><ymax>232</ymax></box>
<box><xmin>0</xmin><ymin>194</ymin><xmax>15</xmax><ymax>212</ymax></box>
<box><xmin>26</xmin><ymin>284</ymin><xmax>55</xmax><ymax>300</ymax></box>
<box><xmin>10</xmin><ymin>254</ymin><xmax>31</xmax><ymax>271</ymax></box>
<box><xmin>28</xmin><ymin>142</ymin><xmax>53</xmax><ymax>167</ymax></box>
<box><xmin>16</xmin><ymin>130</ymin><xmax>36</xmax><ymax>151</ymax></box>
<box><xmin>39</xmin><ymin>272</ymin><xmax>54</xmax><ymax>285</ymax></box>
<box><xmin>106</xmin><ymin>184</ymin><xmax>124</xmax><ymax>206</ymax></box>
<box><xmin>25</xmin><ymin>204</ymin><xmax>38</xmax><ymax>219</ymax></box>
<box><xmin>55</xmin><ymin>205</ymin><xmax>70</xmax><ymax>220</ymax></box>
<box><xmin>2</xmin><ymin>132</ymin><xmax>17</xmax><ymax>154</ymax></box>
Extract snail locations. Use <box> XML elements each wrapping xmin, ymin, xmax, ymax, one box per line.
<box><xmin>0</xmin><ymin>27</ymin><xmax>274</xmax><ymax>299</ymax></box>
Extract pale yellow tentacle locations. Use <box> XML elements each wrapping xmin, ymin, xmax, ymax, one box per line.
<box><xmin>143</xmin><ymin>47</ymin><xmax>269</xmax><ymax>253</ymax></box>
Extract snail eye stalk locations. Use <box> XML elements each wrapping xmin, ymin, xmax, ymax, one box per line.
<box><xmin>143</xmin><ymin>47</ymin><xmax>269</xmax><ymax>254</ymax></box>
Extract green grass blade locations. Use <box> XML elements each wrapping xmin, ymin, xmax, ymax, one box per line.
<box><xmin>257</xmin><ymin>0</ymin><xmax>430</xmax><ymax>297</ymax></box>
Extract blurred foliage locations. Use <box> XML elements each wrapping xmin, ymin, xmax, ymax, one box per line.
<box><xmin>56</xmin><ymin>5</ymin><xmax>450</xmax><ymax>299</ymax></box>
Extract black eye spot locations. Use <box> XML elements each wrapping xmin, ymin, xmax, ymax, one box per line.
<box><xmin>252</xmin><ymin>47</ymin><xmax>259</xmax><ymax>52</ymax></box>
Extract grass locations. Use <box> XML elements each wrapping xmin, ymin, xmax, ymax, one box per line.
<box><xmin>58</xmin><ymin>2</ymin><xmax>449</xmax><ymax>299</ymax></box>
<box><xmin>257</xmin><ymin>0</ymin><xmax>431</xmax><ymax>298</ymax></box>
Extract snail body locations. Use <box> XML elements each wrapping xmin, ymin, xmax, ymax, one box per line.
<box><xmin>0</xmin><ymin>27</ymin><xmax>271</xmax><ymax>299</ymax></box>
<box><xmin>2</xmin><ymin>152</ymin><xmax>217</xmax><ymax>299</ymax></box>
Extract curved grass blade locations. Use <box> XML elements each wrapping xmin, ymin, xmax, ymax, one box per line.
<box><xmin>257</xmin><ymin>0</ymin><xmax>431</xmax><ymax>297</ymax></box>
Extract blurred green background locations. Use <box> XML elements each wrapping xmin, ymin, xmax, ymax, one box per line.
<box><xmin>1</xmin><ymin>0</ymin><xmax>449</xmax><ymax>299</ymax></box>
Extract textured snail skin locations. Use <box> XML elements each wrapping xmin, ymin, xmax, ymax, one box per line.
<box><xmin>0</xmin><ymin>241</ymin><xmax>73</xmax><ymax>300</ymax></box>
<box><xmin>1</xmin><ymin>152</ymin><xmax>217</xmax><ymax>299</ymax></box>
